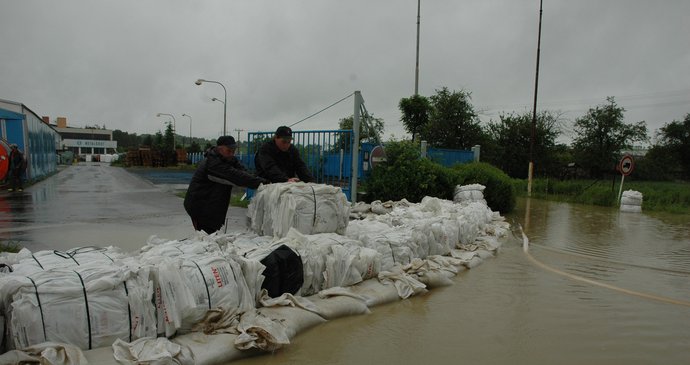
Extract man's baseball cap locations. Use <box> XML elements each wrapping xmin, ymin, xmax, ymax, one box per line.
<box><xmin>275</xmin><ymin>126</ymin><xmax>292</xmax><ymax>139</ymax></box>
<box><xmin>216</xmin><ymin>135</ymin><xmax>237</xmax><ymax>148</ymax></box>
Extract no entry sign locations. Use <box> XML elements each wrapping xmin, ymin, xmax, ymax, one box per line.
<box><xmin>619</xmin><ymin>155</ymin><xmax>635</xmax><ymax>176</ymax></box>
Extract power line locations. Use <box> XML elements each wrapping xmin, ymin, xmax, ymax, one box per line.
<box><xmin>289</xmin><ymin>92</ymin><xmax>355</xmax><ymax>128</ymax></box>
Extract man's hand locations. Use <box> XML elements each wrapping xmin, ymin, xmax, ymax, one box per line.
<box><xmin>287</xmin><ymin>178</ymin><xmax>300</xmax><ymax>183</ymax></box>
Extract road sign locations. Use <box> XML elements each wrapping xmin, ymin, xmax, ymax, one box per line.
<box><xmin>619</xmin><ymin>155</ymin><xmax>635</xmax><ymax>176</ymax></box>
<box><xmin>369</xmin><ymin>145</ymin><xmax>386</xmax><ymax>169</ymax></box>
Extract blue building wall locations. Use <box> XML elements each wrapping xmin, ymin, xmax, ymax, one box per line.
<box><xmin>1</xmin><ymin>101</ymin><xmax>60</xmax><ymax>182</ymax></box>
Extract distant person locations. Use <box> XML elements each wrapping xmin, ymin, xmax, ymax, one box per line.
<box><xmin>8</xmin><ymin>144</ymin><xmax>26</xmax><ymax>192</ymax></box>
<box><xmin>184</xmin><ymin>136</ymin><xmax>269</xmax><ymax>234</ymax></box>
<box><xmin>255</xmin><ymin>126</ymin><xmax>314</xmax><ymax>183</ymax></box>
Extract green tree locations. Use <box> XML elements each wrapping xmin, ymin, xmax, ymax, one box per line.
<box><xmin>154</xmin><ymin>131</ymin><xmax>163</xmax><ymax>149</ymax></box>
<box><xmin>572</xmin><ymin>97</ymin><xmax>647</xmax><ymax>178</ymax></box>
<box><xmin>163</xmin><ymin>123</ymin><xmax>175</xmax><ymax>151</ymax></box>
<box><xmin>399</xmin><ymin>94</ymin><xmax>431</xmax><ymax>140</ymax></box>
<box><xmin>485</xmin><ymin>111</ymin><xmax>562</xmax><ymax>178</ymax></box>
<box><xmin>142</xmin><ymin>134</ymin><xmax>153</xmax><ymax>147</ymax></box>
<box><xmin>112</xmin><ymin>129</ymin><xmax>140</xmax><ymax>151</ymax></box>
<box><xmin>422</xmin><ymin>87</ymin><xmax>486</xmax><ymax>149</ymax></box>
<box><xmin>656</xmin><ymin>113</ymin><xmax>690</xmax><ymax>179</ymax></box>
<box><xmin>338</xmin><ymin>114</ymin><xmax>384</xmax><ymax>143</ymax></box>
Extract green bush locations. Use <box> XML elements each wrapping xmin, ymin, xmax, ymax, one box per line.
<box><xmin>451</xmin><ymin>162</ymin><xmax>516</xmax><ymax>213</ymax></box>
<box><xmin>364</xmin><ymin>141</ymin><xmax>516</xmax><ymax>213</ymax></box>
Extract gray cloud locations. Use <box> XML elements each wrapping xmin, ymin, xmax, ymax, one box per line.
<box><xmin>2</xmin><ymin>0</ymin><xmax>689</xmax><ymax>143</ymax></box>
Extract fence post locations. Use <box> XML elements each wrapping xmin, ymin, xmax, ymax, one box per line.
<box><xmin>351</xmin><ymin>91</ymin><xmax>362</xmax><ymax>203</ymax></box>
<box><xmin>472</xmin><ymin>145</ymin><xmax>481</xmax><ymax>162</ymax></box>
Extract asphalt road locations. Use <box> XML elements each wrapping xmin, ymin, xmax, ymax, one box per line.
<box><xmin>0</xmin><ymin>163</ymin><xmax>248</xmax><ymax>253</ymax></box>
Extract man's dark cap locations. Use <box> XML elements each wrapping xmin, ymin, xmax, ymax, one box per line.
<box><xmin>275</xmin><ymin>126</ymin><xmax>292</xmax><ymax>138</ymax></box>
<box><xmin>216</xmin><ymin>135</ymin><xmax>237</xmax><ymax>148</ymax></box>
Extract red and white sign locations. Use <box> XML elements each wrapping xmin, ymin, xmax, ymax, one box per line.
<box><xmin>619</xmin><ymin>155</ymin><xmax>635</xmax><ymax>176</ymax></box>
<box><xmin>369</xmin><ymin>145</ymin><xmax>386</xmax><ymax>169</ymax></box>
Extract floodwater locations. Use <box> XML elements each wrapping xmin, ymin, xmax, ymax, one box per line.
<box><xmin>234</xmin><ymin>198</ymin><xmax>690</xmax><ymax>365</ymax></box>
<box><xmin>2</xmin><ymin>166</ymin><xmax>689</xmax><ymax>364</ymax></box>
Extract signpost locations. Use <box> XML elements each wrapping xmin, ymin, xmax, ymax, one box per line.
<box><xmin>369</xmin><ymin>145</ymin><xmax>386</xmax><ymax>170</ymax></box>
<box><xmin>617</xmin><ymin>155</ymin><xmax>635</xmax><ymax>203</ymax></box>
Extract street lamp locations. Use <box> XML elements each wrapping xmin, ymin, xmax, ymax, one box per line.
<box><xmin>156</xmin><ymin>113</ymin><xmax>176</xmax><ymax>151</ymax></box>
<box><xmin>181</xmin><ymin>113</ymin><xmax>192</xmax><ymax>148</ymax></box>
<box><xmin>211</xmin><ymin>97</ymin><xmax>225</xmax><ymax>105</ymax></box>
<box><xmin>196</xmin><ymin>79</ymin><xmax>227</xmax><ymax>135</ymax></box>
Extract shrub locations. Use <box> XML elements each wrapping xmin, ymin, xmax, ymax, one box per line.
<box><xmin>364</xmin><ymin>141</ymin><xmax>516</xmax><ymax>213</ymax></box>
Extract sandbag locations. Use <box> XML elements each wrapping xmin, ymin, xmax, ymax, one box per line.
<box><xmin>248</xmin><ymin>182</ymin><xmax>350</xmax><ymax>238</ymax></box>
<box><xmin>0</xmin><ymin>264</ymin><xmax>155</xmax><ymax>351</ymax></box>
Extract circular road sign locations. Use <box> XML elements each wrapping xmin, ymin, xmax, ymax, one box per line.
<box><xmin>369</xmin><ymin>145</ymin><xmax>386</xmax><ymax>169</ymax></box>
<box><xmin>619</xmin><ymin>155</ymin><xmax>635</xmax><ymax>176</ymax></box>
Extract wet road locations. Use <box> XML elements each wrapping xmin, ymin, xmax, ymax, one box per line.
<box><xmin>0</xmin><ymin>163</ymin><xmax>245</xmax><ymax>252</ymax></box>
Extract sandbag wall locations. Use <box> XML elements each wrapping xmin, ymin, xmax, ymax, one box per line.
<box><xmin>0</xmin><ymin>185</ymin><xmax>511</xmax><ymax>361</ymax></box>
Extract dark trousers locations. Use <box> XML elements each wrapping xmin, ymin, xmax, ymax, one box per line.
<box><xmin>9</xmin><ymin>170</ymin><xmax>23</xmax><ymax>190</ymax></box>
<box><xmin>191</xmin><ymin>217</ymin><xmax>223</xmax><ymax>235</ymax></box>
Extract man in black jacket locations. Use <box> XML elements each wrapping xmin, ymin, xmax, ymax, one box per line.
<box><xmin>255</xmin><ymin>126</ymin><xmax>314</xmax><ymax>183</ymax></box>
<box><xmin>8</xmin><ymin>144</ymin><xmax>26</xmax><ymax>192</ymax></box>
<box><xmin>184</xmin><ymin>136</ymin><xmax>269</xmax><ymax>234</ymax></box>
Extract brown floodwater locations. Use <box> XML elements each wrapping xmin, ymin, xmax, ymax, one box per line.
<box><xmin>233</xmin><ymin>198</ymin><xmax>690</xmax><ymax>365</ymax></box>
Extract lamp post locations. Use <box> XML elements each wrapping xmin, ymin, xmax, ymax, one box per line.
<box><xmin>181</xmin><ymin>113</ymin><xmax>192</xmax><ymax>148</ymax></box>
<box><xmin>196</xmin><ymin>79</ymin><xmax>227</xmax><ymax>135</ymax></box>
<box><xmin>156</xmin><ymin>113</ymin><xmax>176</xmax><ymax>151</ymax></box>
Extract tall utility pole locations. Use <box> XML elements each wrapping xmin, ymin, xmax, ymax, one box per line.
<box><xmin>528</xmin><ymin>0</ymin><xmax>543</xmax><ymax>197</ymax></box>
<box><xmin>233</xmin><ymin>128</ymin><xmax>244</xmax><ymax>152</ymax></box>
<box><xmin>414</xmin><ymin>0</ymin><xmax>421</xmax><ymax>95</ymax></box>
<box><xmin>233</xmin><ymin>128</ymin><xmax>244</xmax><ymax>142</ymax></box>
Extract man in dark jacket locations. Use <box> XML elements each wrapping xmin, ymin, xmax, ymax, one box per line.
<box><xmin>255</xmin><ymin>126</ymin><xmax>314</xmax><ymax>183</ymax></box>
<box><xmin>8</xmin><ymin>144</ymin><xmax>26</xmax><ymax>192</ymax></box>
<box><xmin>184</xmin><ymin>136</ymin><xmax>269</xmax><ymax>234</ymax></box>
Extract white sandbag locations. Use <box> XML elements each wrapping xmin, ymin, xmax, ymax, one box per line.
<box><xmin>283</xmin><ymin>230</ymin><xmax>380</xmax><ymax>295</ymax></box>
<box><xmin>248</xmin><ymin>182</ymin><xmax>350</xmax><ymax>238</ymax></box>
<box><xmin>0</xmin><ymin>264</ymin><xmax>155</xmax><ymax>351</ymax></box>
<box><xmin>378</xmin><ymin>265</ymin><xmax>428</xmax><ymax>299</ymax></box>
<box><xmin>151</xmin><ymin>253</ymin><xmax>255</xmax><ymax>336</ymax></box>
<box><xmin>0</xmin><ymin>342</ymin><xmax>88</xmax><ymax>365</ymax></box>
<box><xmin>454</xmin><ymin>184</ymin><xmax>486</xmax><ymax>203</ymax></box>
<box><xmin>112</xmin><ymin>337</ymin><xmax>194</xmax><ymax>365</ymax></box>
<box><xmin>8</xmin><ymin>246</ymin><xmax>126</xmax><ymax>276</ymax></box>
<box><xmin>620</xmin><ymin>190</ymin><xmax>643</xmax><ymax>209</ymax></box>
<box><xmin>620</xmin><ymin>204</ymin><xmax>642</xmax><ymax>213</ymax></box>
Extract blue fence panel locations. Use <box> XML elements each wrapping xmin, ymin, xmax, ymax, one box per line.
<box><xmin>427</xmin><ymin>147</ymin><xmax>474</xmax><ymax>167</ymax></box>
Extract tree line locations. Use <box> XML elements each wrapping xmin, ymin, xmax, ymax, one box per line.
<box><xmin>398</xmin><ymin>88</ymin><xmax>689</xmax><ymax>181</ymax></box>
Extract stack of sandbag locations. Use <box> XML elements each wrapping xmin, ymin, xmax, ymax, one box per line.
<box><xmin>137</xmin><ymin>237</ymin><xmax>254</xmax><ymax>337</ymax></box>
<box><xmin>248</xmin><ymin>182</ymin><xmax>350</xmax><ymax>238</ymax></box>
<box><xmin>279</xmin><ymin>229</ymin><xmax>381</xmax><ymax>296</ymax></box>
<box><xmin>620</xmin><ymin>190</ymin><xmax>643</xmax><ymax>213</ymax></box>
<box><xmin>346</xmin><ymin>220</ymin><xmax>417</xmax><ymax>271</ymax></box>
<box><xmin>0</xmin><ymin>262</ymin><xmax>155</xmax><ymax>352</ymax></box>
<box><xmin>454</xmin><ymin>184</ymin><xmax>487</xmax><ymax>205</ymax></box>
<box><xmin>345</xmin><ymin>197</ymin><xmax>507</xmax><ymax>271</ymax></box>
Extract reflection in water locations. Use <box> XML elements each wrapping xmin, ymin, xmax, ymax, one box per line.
<box><xmin>234</xmin><ymin>198</ymin><xmax>690</xmax><ymax>365</ymax></box>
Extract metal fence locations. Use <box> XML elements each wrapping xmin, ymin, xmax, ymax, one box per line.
<box><xmin>243</xmin><ymin>129</ymin><xmax>355</xmax><ymax>200</ymax></box>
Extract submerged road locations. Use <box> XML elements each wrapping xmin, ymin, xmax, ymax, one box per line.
<box><xmin>0</xmin><ymin>163</ymin><xmax>246</xmax><ymax>253</ymax></box>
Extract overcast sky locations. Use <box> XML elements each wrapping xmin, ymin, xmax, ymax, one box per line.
<box><xmin>2</xmin><ymin>0</ymin><xmax>689</xmax><ymax>144</ymax></box>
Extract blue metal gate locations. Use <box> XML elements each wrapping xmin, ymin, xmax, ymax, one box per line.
<box><xmin>243</xmin><ymin>129</ymin><xmax>355</xmax><ymax>200</ymax></box>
